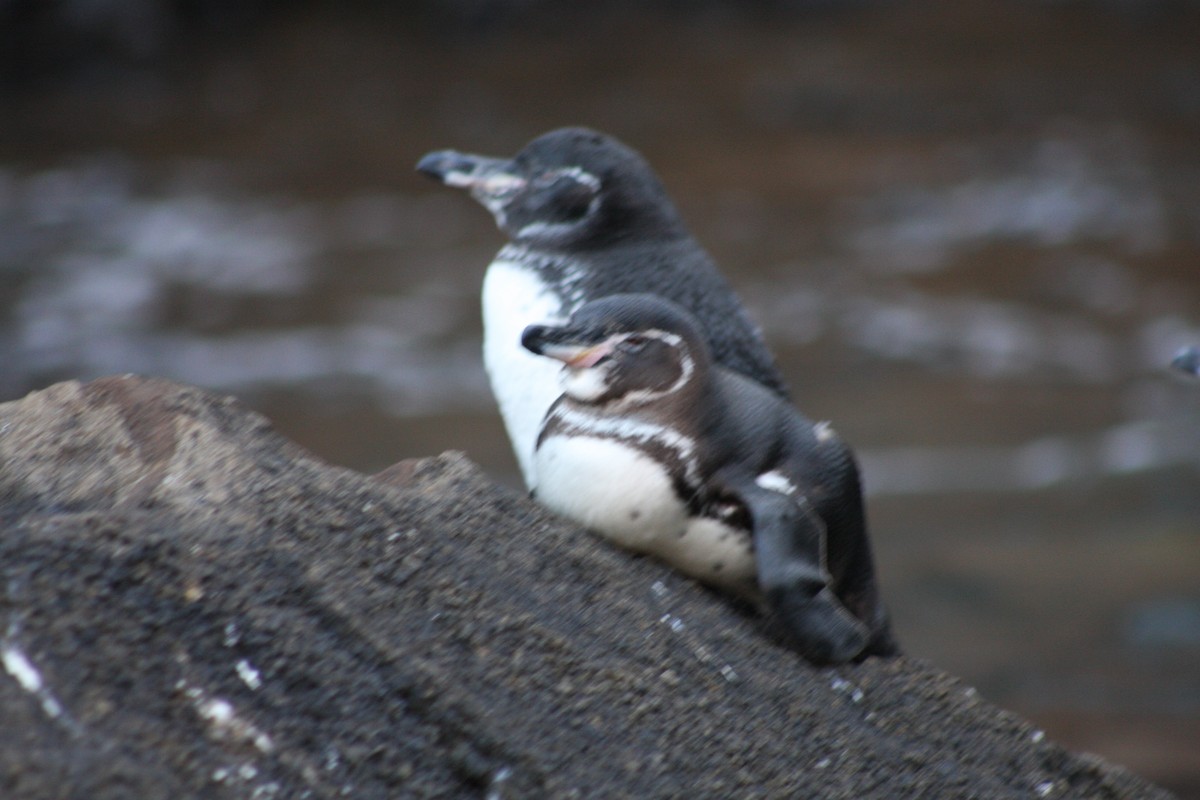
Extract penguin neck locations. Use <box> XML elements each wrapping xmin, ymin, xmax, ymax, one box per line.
<box><xmin>499</xmin><ymin>205</ymin><xmax>690</xmax><ymax>256</ymax></box>
<box><xmin>492</xmin><ymin>243</ymin><xmax>586</xmax><ymax>317</ymax></box>
<box><xmin>496</xmin><ymin>241</ymin><xmax>575</xmax><ymax>271</ymax></box>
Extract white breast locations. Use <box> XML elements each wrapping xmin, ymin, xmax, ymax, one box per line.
<box><xmin>535</xmin><ymin>433</ymin><xmax>758</xmax><ymax>598</ymax></box>
<box><xmin>481</xmin><ymin>258</ymin><xmax>571</xmax><ymax>488</ymax></box>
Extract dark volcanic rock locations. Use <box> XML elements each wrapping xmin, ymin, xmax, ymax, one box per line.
<box><xmin>0</xmin><ymin>376</ymin><xmax>1174</xmax><ymax>799</ymax></box>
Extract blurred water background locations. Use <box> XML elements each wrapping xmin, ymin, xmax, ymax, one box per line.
<box><xmin>2</xmin><ymin>0</ymin><xmax>1198</xmax><ymax>794</ymax></box>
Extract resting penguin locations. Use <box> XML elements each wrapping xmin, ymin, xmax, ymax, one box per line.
<box><xmin>521</xmin><ymin>293</ymin><xmax>896</xmax><ymax>664</ymax></box>
<box><xmin>417</xmin><ymin>127</ymin><xmax>786</xmax><ymax>488</ymax></box>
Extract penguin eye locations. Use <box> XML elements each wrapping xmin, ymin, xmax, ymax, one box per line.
<box><xmin>622</xmin><ymin>334</ymin><xmax>650</xmax><ymax>352</ymax></box>
<box><xmin>528</xmin><ymin>171</ymin><xmax>596</xmax><ymax>222</ymax></box>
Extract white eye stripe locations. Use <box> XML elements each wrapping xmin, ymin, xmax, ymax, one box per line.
<box><xmin>514</xmin><ymin>193</ymin><xmax>602</xmax><ymax>241</ymax></box>
<box><xmin>551</xmin><ymin>167</ymin><xmax>601</xmax><ymax>190</ymax></box>
<box><xmin>554</xmin><ymin>328</ymin><xmax>696</xmax><ymax>407</ymax></box>
<box><xmin>617</xmin><ymin>329</ymin><xmax>666</xmax><ymax>344</ymax></box>
<box><xmin>615</xmin><ymin>330</ymin><xmax>694</xmax><ymax>399</ymax></box>
<box><xmin>563</xmin><ymin>329</ymin><xmax>697</xmax><ymax>409</ymax></box>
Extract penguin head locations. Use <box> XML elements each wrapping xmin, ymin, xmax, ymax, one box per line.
<box><xmin>417</xmin><ymin>127</ymin><xmax>686</xmax><ymax>248</ymax></box>
<box><xmin>1171</xmin><ymin>346</ymin><xmax>1200</xmax><ymax>380</ymax></box>
<box><xmin>522</xmin><ymin>293</ymin><xmax>710</xmax><ymax>404</ymax></box>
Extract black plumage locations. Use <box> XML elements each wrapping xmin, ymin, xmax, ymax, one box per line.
<box><xmin>418</xmin><ymin>126</ymin><xmax>787</xmax><ymax>395</ymax></box>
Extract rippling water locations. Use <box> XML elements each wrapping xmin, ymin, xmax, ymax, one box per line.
<box><xmin>1</xmin><ymin>159</ymin><xmax>488</xmax><ymax>412</ymax></box>
<box><xmin>4</xmin><ymin>144</ymin><xmax>1196</xmax><ymax>491</ymax></box>
<box><xmin>2</xmin><ymin>3</ymin><xmax>1198</xmax><ymax>793</ymax></box>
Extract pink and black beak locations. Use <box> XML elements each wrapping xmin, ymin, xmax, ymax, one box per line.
<box><xmin>522</xmin><ymin>324</ymin><xmax>614</xmax><ymax>369</ymax></box>
<box><xmin>416</xmin><ymin>150</ymin><xmax>525</xmax><ymax>203</ymax></box>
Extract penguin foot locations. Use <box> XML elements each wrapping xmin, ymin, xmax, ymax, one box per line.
<box><xmin>771</xmin><ymin>587</ymin><xmax>870</xmax><ymax>665</ymax></box>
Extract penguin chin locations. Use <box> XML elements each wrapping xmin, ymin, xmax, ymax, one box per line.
<box><xmin>560</xmin><ymin>365</ymin><xmax>611</xmax><ymax>403</ymax></box>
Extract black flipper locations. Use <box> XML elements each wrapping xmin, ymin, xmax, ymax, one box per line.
<box><xmin>739</xmin><ymin>484</ymin><xmax>869</xmax><ymax>664</ymax></box>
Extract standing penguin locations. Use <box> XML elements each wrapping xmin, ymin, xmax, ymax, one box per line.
<box><xmin>521</xmin><ymin>293</ymin><xmax>895</xmax><ymax>664</ymax></box>
<box><xmin>417</xmin><ymin>127</ymin><xmax>785</xmax><ymax>488</ymax></box>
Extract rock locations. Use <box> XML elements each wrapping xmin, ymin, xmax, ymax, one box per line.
<box><xmin>0</xmin><ymin>376</ymin><xmax>1174</xmax><ymax>799</ymax></box>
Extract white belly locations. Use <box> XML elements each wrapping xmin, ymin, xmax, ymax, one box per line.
<box><xmin>535</xmin><ymin>434</ymin><xmax>758</xmax><ymax>598</ymax></box>
<box><xmin>481</xmin><ymin>259</ymin><xmax>571</xmax><ymax>488</ymax></box>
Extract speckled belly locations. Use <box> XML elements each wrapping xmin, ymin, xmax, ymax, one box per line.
<box><xmin>534</xmin><ymin>434</ymin><xmax>758</xmax><ymax>598</ymax></box>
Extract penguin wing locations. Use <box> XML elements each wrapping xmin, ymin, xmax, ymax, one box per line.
<box><xmin>726</xmin><ymin>478</ymin><xmax>869</xmax><ymax>664</ymax></box>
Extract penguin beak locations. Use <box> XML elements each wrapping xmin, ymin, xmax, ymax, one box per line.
<box><xmin>522</xmin><ymin>325</ymin><xmax>613</xmax><ymax>368</ymax></box>
<box><xmin>416</xmin><ymin>150</ymin><xmax>526</xmax><ymax>198</ymax></box>
<box><xmin>556</xmin><ymin>343</ymin><xmax>614</xmax><ymax>369</ymax></box>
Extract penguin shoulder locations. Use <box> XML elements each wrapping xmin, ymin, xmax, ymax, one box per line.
<box><xmin>702</xmin><ymin>370</ymin><xmax>792</xmax><ymax>459</ymax></box>
<box><xmin>706</xmin><ymin>369</ymin><xmax>859</xmax><ymax>487</ymax></box>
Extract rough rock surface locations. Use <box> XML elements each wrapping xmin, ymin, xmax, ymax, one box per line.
<box><xmin>0</xmin><ymin>376</ymin><xmax>1174</xmax><ymax>799</ymax></box>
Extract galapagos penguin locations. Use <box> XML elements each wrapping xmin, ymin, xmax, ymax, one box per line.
<box><xmin>521</xmin><ymin>293</ymin><xmax>895</xmax><ymax>664</ymax></box>
<box><xmin>418</xmin><ymin>127</ymin><xmax>785</xmax><ymax>487</ymax></box>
